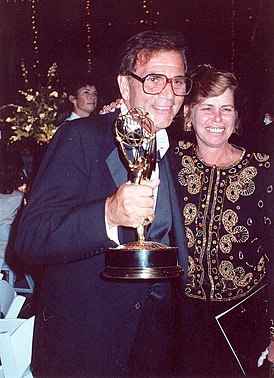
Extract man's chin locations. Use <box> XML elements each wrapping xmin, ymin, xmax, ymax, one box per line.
<box><xmin>155</xmin><ymin>124</ymin><xmax>170</xmax><ymax>132</ymax></box>
<box><xmin>154</xmin><ymin>119</ymin><xmax>173</xmax><ymax>131</ymax></box>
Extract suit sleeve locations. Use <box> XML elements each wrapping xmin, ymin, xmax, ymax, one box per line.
<box><xmin>15</xmin><ymin>123</ymin><xmax>117</xmax><ymax>267</ymax></box>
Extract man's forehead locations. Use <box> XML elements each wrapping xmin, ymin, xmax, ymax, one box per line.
<box><xmin>135</xmin><ymin>49</ymin><xmax>182</xmax><ymax>68</ymax></box>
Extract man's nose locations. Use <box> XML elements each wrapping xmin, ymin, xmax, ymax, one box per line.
<box><xmin>159</xmin><ymin>79</ymin><xmax>174</xmax><ymax>98</ymax></box>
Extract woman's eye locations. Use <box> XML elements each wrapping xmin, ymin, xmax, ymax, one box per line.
<box><xmin>222</xmin><ymin>107</ymin><xmax>233</xmax><ymax>113</ymax></box>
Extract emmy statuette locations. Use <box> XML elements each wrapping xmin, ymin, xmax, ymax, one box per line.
<box><xmin>101</xmin><ymin>108</ymin><xmax>183</xmax><ymax>280</ymax></box>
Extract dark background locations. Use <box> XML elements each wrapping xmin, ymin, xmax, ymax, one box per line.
<box><xmin>0</xmin><ymin>0</ymin><xmax>273</xmax><ymax>129</ymax></box>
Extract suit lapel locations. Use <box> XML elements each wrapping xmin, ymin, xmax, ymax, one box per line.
<box><xmin>105</xmin><ymin>109</ymin><xmax>129</xmax><ymax>188</ymax></box>
<box><xmin>106</xmin><ymin>147</ymin><xmax>128</xmax><ymax>188</ymax></box>
<box><xmin>105</xmin><ymin>148</ymin><xmax>136</xmax><ymax>245</ymax></box>
<box><xmin>105</xmin><ymin>111</ymin><xmax>135</xmax><ymax>244</ymax></box>
<box><xmin>165</xmin><ymin>156</ymin><xmax>188</xmax><ymax>278</ymax></box>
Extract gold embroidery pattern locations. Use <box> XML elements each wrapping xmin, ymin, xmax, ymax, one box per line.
<box><xmin>257</xmin><ymin>256</ymin><xmax>265</xmax><ymax>272</ymax></box>
<box><xmin>219</xmin><ymin>235</ymin><xmax>232</xmax><ymax>254</ymax></box>
<box><xmin>226</xmin><ymin>166</ymin><xmax>257</xmax><ymax>203</ymax></box>
<box><xmin>220</xmin><ymin>209</ymin><xmax>249</xmax><ymax>253</ymax></box>
<box><xmin>178</xmin><ymin>140</ymin><xmax>192</xmax><ymax>150</ymax></box>
<box><xmin>185</xmin><ymin>256</ymin><xmax>206</xmax><ymax>299</ymax></box>
<box><xmin>188</xmin><ymin>255</ymin><xmax>195</xmax><ymax>275</ymax></box>
<box><xmin>178</xmin><ymin>155</ymin><xmax>201</xmax><ymax>194</ymax></box>
<box><xmin>254</xmin><ymin>153</ymin><xmax>269</xmax><ymax>162</ymax></box>
<box><xmin>222</xmin><ymin>209</ymin><xmax>238</xmax><ymax>232</ymax></box>
<box><xmin>219</xmin><ymin>260</ymin><xmax>253</xmax><ymax>291</ymax></box>
<box><xmin>183</xmin><ymin>203</ymin><xmax>197</xmax><ymax>248</ymax></box>
<box><xmin>185</xmin><ymin>226</ymin><xmax>195</xmax><ymax>248</ymax></box>
<box><xmin>183</xmin><ymin>203</ymin><xmax>197</xmax><ymax>225</ymax></box>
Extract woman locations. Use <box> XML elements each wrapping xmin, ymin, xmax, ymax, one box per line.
<box><xmin>169</xmin><ymin>64</ymin><xmax>273</xmax><ymax>377</ymax></box>
<box><xmin>56</xmin><ymin>75</ymin><xmax>98</xmax><ymax>126</ymax></box>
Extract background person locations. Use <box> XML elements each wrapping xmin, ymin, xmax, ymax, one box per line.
<box><xmin>263</xmin><ymin>111</ymin><xmax>273</xmax><ymax>127</ymax></box>
<box><xmin>15</xmin><ymin>30</ymin><xmax>190</xmax><ymax>377</ymax></box>
<box><xmin>259</xmin><ymin>109</ymin><xmax>274</xmax><ymax>156</ymax></box>
<box><xmin>169</xmin><ymin>64</ymin><xmax>273</xmax><ymax>377</ymax></box>
<box><xmin>0</xmin><ymin>159</ymin><xmax>25</xmax><ymax>271</ymax></box>
<box><xmin>56</xmin><ymin>75</ymin><xmax>98</xmax><ymax>126</ymax></box>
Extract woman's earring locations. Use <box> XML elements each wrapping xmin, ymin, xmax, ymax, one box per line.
<box><xmin>233</xmin><ymin>123</ymin><xmax>239</xmax><ymax>135</ymax></box>
<box><xmin>185</xmin><ymin>121</ymin><xmax>192</xmax><ymax>132</ymax></box>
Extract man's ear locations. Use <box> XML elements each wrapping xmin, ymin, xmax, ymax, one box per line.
<box><xmin>69</xmin><ymin>95</ymin><xmax>77</xmax><ymax>105</ymax></box>
<box><xmin>117</xmin><ymin>75</ymin><xmax>130</xmax><ymax>100</ymax></box>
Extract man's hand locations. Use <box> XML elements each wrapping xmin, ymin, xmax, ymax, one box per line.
<box><xmin>268</xmin><ymin>340</ymin><xmax>274</xmax><ymax>363</ymax></box>
<box><xmin>105</xmin><ymin>179</ymin><xmax>160</xmax><ymax>229</ymax></box>
<box><xmin>99</xmin><ymin>98</ymin><xmax>123</xmax><ymax>115</ymax></box>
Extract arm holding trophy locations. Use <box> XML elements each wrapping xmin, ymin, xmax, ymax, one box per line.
<box><xmin>102</xmin><ymin>108</ymin><xmax>183</xmax><ymax>280</ymax></box>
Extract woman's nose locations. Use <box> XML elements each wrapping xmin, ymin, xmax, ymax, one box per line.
<box><xmin>213</xmin><ymin>110</ymin><xmax>222</xmax><ymax>121</ymax></box>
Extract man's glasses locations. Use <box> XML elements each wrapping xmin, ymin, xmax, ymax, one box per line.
<box><xmin>129</xmin><ymin>73</ymin><xmax>193</xmax><ymax>96</ymax></box>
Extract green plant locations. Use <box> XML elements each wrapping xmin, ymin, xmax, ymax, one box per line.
<box><xmin>1</xmin><ymin>61</ymin><xmax>66</xmax><ymax>143</ymax></box>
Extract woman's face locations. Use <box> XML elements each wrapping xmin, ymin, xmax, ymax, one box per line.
<box><xmin>189</xmin><ymin>88</ymin><xmax>236</xmax><ymax>150</ymax></box>
<box><xmin>70</xmin><ymin>85</ymin><xmax>98</xmax><ymax>117</ymax></box>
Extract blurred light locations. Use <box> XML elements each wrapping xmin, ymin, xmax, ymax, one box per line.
<box><xmin>86</xmin><ymin>0</ymin><xmax>92</xmax><ymax>73</ymax></box>
<box><xmin>230</xmin><ymin>0</ymin><xmax>236</xmax><ymax>72</ymax></box>
<box><xmin>31</xmin><ymin>0</ymin><xmax>39</xmax><ymax>69</ymax></box>
<box><xmin>141</xmin><ymin>0</ymin><xmax>160</xmax><ymax>25</ymax></box>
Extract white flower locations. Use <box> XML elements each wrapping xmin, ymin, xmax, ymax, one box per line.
<box><xmin>17</xmin><ymin>106</ymin><xmax>23</xmax><ymax>112</ymax></box>
<box><xmin>25</xmin><ymin>125</ymin><xmax>32</xmax><ymax>132</ymax></box>
<box><xmin>49</xmin><ymin>91</ymin><xmax>58</xmax><ymax>98</ymax></box>
<box><xmin>39</xmin><ymin>113</ymin><xmax>45</xmax><ymax>119</ymax></box>
<box><xmin>27</xmin><ymin>116</ymin><xmax>35</xmax><ymax>123</ymax></box>
<box><xmin>6</xmin><ymin>117</ymin><xmax>13</xmax><ymax>122</ymax></box>
<box><xmin>26</xmin><ymin>94</ymin><xmax>34</xmax><ymax>101</ymax></box>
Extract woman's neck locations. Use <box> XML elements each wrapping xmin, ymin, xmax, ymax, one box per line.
<box><xmin>195</xmin><ymin>143</ymin><xmax>243</xmax><ymax>168</ymax></box>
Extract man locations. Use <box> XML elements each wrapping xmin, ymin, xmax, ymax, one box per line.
<box><xmin>15</xmin><ymin>30</ymin><xmax>190</xmax><ymax>377</ymax></box>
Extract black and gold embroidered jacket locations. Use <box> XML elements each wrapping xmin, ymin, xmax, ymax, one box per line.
<box><xmin>170</xmin><ymin>141</ymin><xmax>273</xmax><ymax>306</ymax></box>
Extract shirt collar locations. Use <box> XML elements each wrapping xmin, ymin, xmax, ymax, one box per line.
<box><xmin>156</xmin><ymin>129</ymin><xmax>169</xmax><ymax>159</ymax></box>
<box><xmin>65</xmin><ymin>112</ymin><xmax>80</xmax><ymax>121</ymax></box>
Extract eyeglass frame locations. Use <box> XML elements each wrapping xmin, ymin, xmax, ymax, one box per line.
<box><xmin>129</xmin><ymin>72</ymin><xmax>193</xmax><ymax>96</ymax></box>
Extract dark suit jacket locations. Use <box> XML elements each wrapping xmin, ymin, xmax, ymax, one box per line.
<box><xmin>15</xmin><ymin>111</ymin><xmax>188</xmax><ymax>377</ymax></box>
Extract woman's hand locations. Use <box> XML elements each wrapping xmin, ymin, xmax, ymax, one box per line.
<box><xmin>99</xmin><ymin>98</ymin><xmax>123</xmax><ymax>114</ymax></box>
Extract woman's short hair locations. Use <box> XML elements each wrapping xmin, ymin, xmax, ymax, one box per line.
<box><xmin>184</xmin><ymin>64</ymin><xmax>240</xmax><ymax>133</ymax></box>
